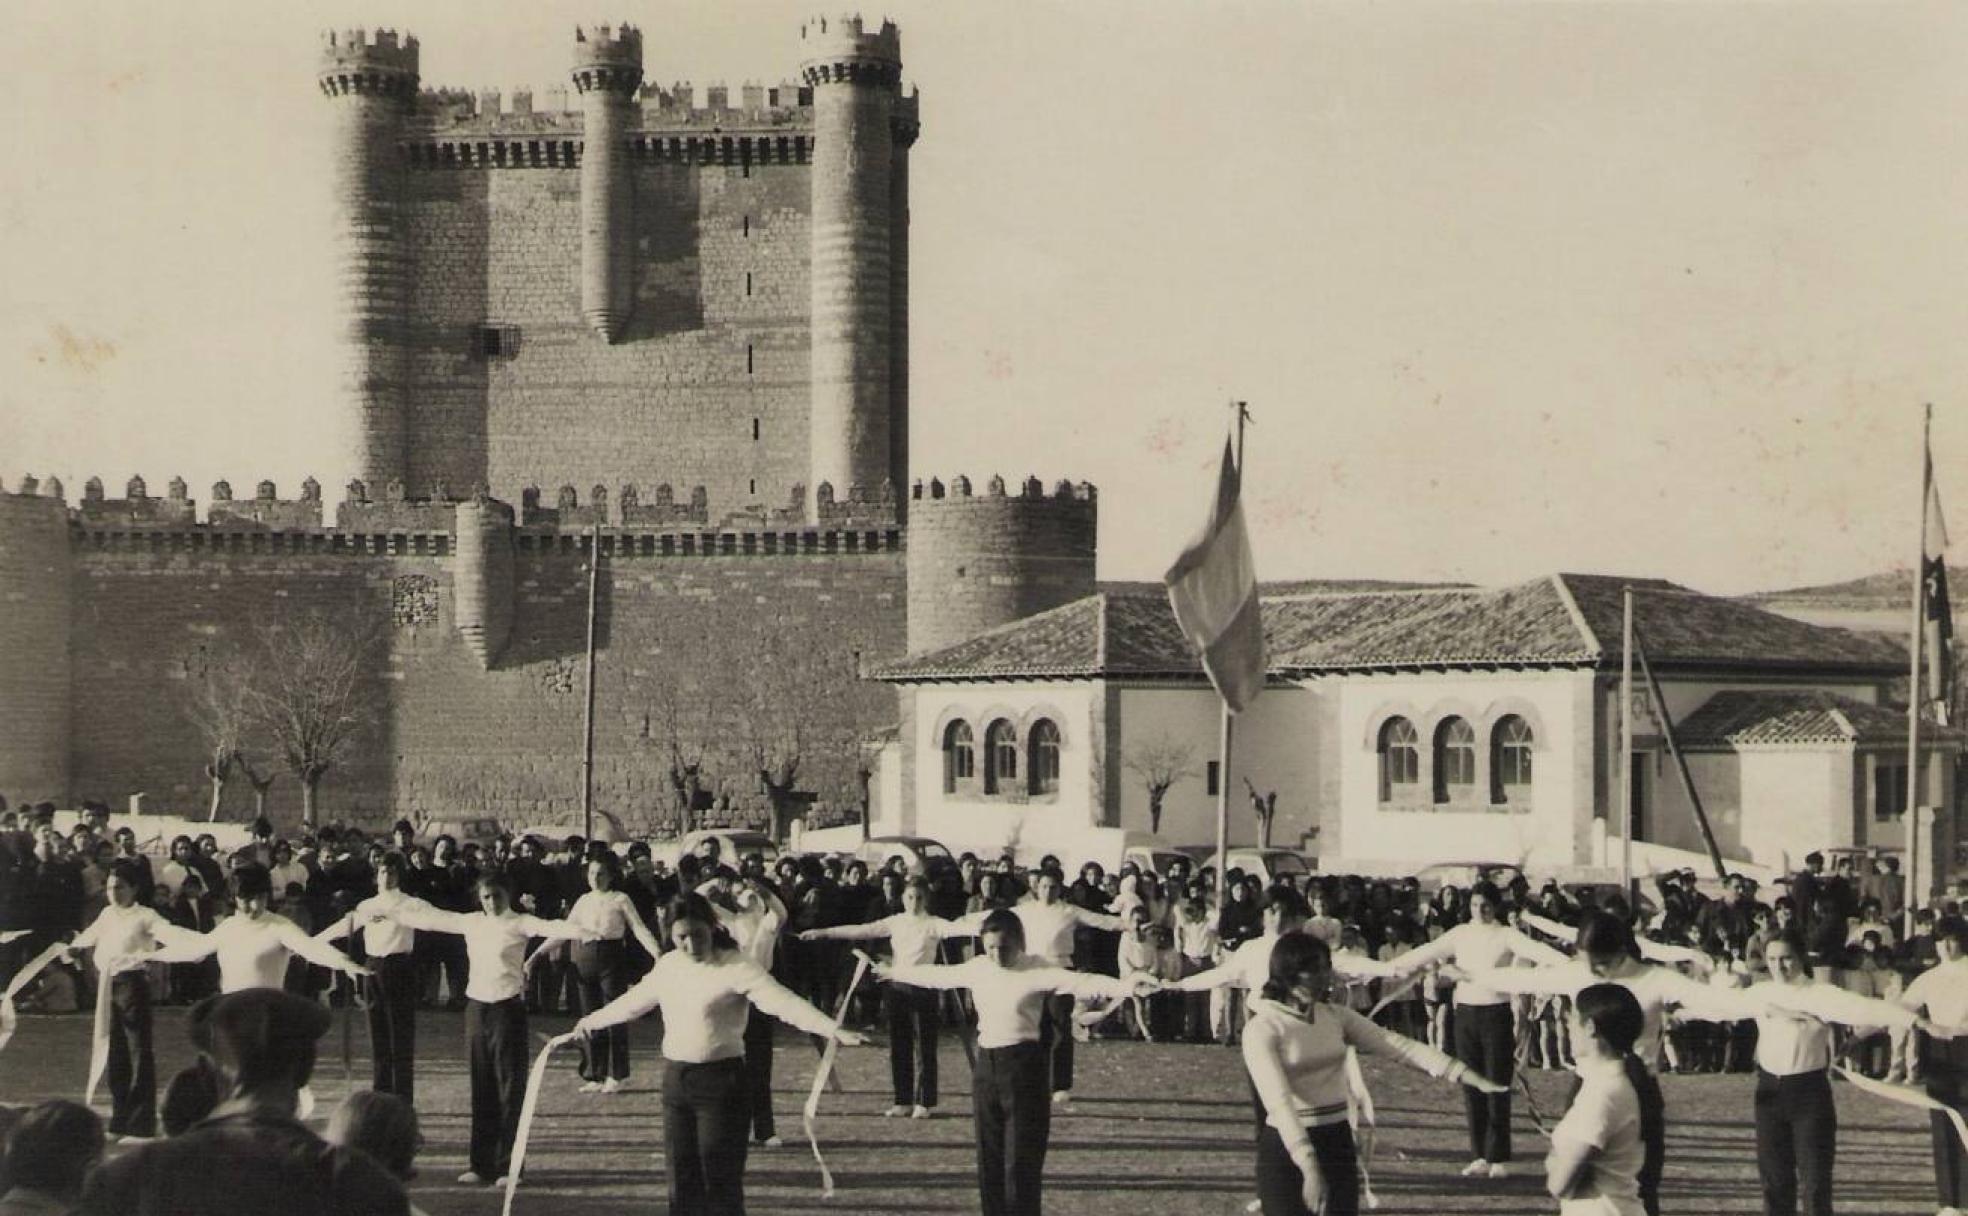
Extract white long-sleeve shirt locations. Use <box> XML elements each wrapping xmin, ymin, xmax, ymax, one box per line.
<box><xmin>955</xmin><ymin>900</ymin><xmax>1125</xmax><ymax>967</ymax></box>
<box><xmin>886</xmin><ymin>955</ymin><xmax>1133</xmax><ymax>1048</ymax></box>
<box><xmin>583</xmin><ymin>949</ymin><xmax>839</xmax><ymax>1062</ymax></box>
<box><xmin>316</xmin><ymin>890</ymin><xmax>429</xmax><ymax>958</ymax></box>
<box><xmin>1551</xmin><ymin>1055</ymin><xmax>1647</xmax><ymax>1216</ymax></box>
<box><xmin>389</xmin><ymin>906</ymin><xmax>589</xmax><ymax>1003</ymax></box>
<box><xmin>1903</xmin><ymin>957</ymin><xmax>1968</xmax><ymax>1027</ymax></box>
<box><xmin>1465</xmin><ymin>957</ymin><xmax>1736</xmax><ymax>1067</ymax></box>
<box><xmin>1724</xmin><ymin>978</ymin><xmax>1918</xmax><ymax>1076</ymax></box>
<box><xmin>1168</xmin><ymin>933</ymin><xmax>1402</xmax><ymax>993</ymax></box>
<box><xmin>152</xmin><ymin>911</ymin><xmax>360</xmax><ymax>992</ymax></box>
<box><xmin>812</xmin><ymin>911</ymin><xmax>957</xmax><ymax>966</ymax></box>
<box><xmin>1242</xmin><ymin>997</ymin><xmax>1458</xmax><ymax>1165</ymax></box>
<box><xmin>1385</xmin><ymin>920</ymin><xmax>1569</xmax><ymax>1006</ymax></box>
<box><xmin>71</xmin><ymin>904</ymin><xmax>191</xmax><ymax>975</ymax></box>
<box><xmin>565</xmin><ymin>890</ymin><xmax>662</xmax><ymax>957</ymax></box>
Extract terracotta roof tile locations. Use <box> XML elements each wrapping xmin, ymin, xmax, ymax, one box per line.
<box><xmin>1675</xmin><ymin>689</ymin><xmax>1960</xmax><ymax>747</ymax></box>
<box><xmin>874</xmin><ymin>574</ymin><xmax>1911</xmax><ymax>683</ymax></box>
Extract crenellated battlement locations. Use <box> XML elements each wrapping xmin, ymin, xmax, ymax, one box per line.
<box><xmin>572</xmin><ymin>23</ymin><xmax>642</xmax><ymax>98</ymax></box>
<box><xmin>910</xmin><ymin>475</ymin><xmax>1096</xmax><ymax>505</ymax></box>
<box><xmin>904</xmin><ymin>474</ymin><xmax>1098</xmax><ymax>655</ymax></box>
<box><xmin>319</xmin><ymin>28</ymin><xmax>420</xmax><ymax>100</ymax></box>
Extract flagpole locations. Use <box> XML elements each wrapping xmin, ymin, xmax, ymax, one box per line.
<box><xmin>1905</xmin><ymin>403</ymin><xmax>1932</xmax><ymax>936</ymax></box>
<box><xmin>1619</xmin><ymin>587</ymin><xmax>1634</xmax><ymax>899</ymax></box>
<box><xmin>1213</xmin><ymin>401</ymin><xmax>1249</xmax><ymax>935</ymax></box>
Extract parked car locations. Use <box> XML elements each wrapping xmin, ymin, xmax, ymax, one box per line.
<box><xmin>1413</xmin><ymin>860</ymin><xmax>1523</xmax><ymax>895</ymax></box>
<box><xmin>509</xmin><ymin>809</ymin><xmax>630</xmax><ymax>847</ymax></box>
<box><xmin>413</xmin><ymin>815</ymin><xmax>504</xmax><ymax>849</ymax></box>
<box><xmin>855</xmin><ymin>835</ymin><xmax>955</xmax><ymax>876</ymax></box>
<box><xmin>655</xmin><ymin>829</ymin><xmax>781</xmax><ymax>871</ymax></box>
<box><xmin>1217</xmin><ymin>846</ymin><xmax>1317</xmax><ymax>886</ymax></box>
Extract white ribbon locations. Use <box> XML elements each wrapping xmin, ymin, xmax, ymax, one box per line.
<box><xmin>1834</xmin><ymin>1065</ymin><xmax>1968</xmax><ymax>1156</ymax></box>
<box><xmin>1365</xmin><ymin>974</ymin><xmax>1423</xmax><ymax>1022</ymax></box>
<box><xmin>84</xmin><ymin>953</ymin><xmax>122</xmax><ymax>1105</ymax></box>
<box><xmin>0</xmin><ymin>942</ymin><xmax>69</xmax><ymax>1054</ymax></box>
<box><xmin>1342</xmin><ymin>1047</ymin><xmax>1380</xmax><ymax>1210</ymax></box>
<box><xmin>502</xmin><ymin>1031</ymin><xmax>581</xmax><ymax>1216</ymax></box>
<box><xmin>804</xmin><ymin>952</ymin><xmax>871</xmax><ymax>1199</ymax></box>
<box><xmin>0</xmin><ymin>931</ymin><xmax>31</xmax><ymax>946</ymax></box>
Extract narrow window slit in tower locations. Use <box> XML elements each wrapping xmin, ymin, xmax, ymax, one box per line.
<box><xmin>747</xmin><ymin>344</ymin><xmax>754</xmax><ymax>374</ymax></box>
<box><xmin>743</xmin><ymin>215</ymin><xmax>751</xmax><ymax>238</ymax></box>
<box><xmin>746</xmin><ymin>272</ymin><xmax>753</xmax><ymax>297</ymax></box>
<box><xmin>749</xmin><ymin>479</ymin><xmax>757</xmax><ymax>496</ymax></box>
<box><xmin>752</xmin><ymin>418</ymin><xmax>760</xmax><ymax>441</ymax></box>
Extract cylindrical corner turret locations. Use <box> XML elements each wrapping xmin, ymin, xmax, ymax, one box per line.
<box><xmin>905</xmin><ymin>475</ymin><xmax>1098</xmax><ymax>655</ymax></box>
<box><xmin>573</xmin><ymin>24</ymin><xmax>643</xmax><ymax>343</ymax></box>
<box><xmin>0</xmin><ymin>491</ymin><xmax>74</xmax><ymax>802</ymax></box>
<box><xmin>319</xmin><ymin>28</ymin><xmax>419</xmax><ymax>493</ymax></box>
<box><xmin>803</xmin><ymin>16</ymin><xmax>906</xmax><ymax>522</ymax></box>
<box><xmin>453</xmin><ymin>497</ymin><xmax>515</xmax><ymax>669</ymax></box>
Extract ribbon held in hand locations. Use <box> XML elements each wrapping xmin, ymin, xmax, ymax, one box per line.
<box><xmin>804</xmin><ymin>951</ymin><xmax>872</xmax><ymax>1199</ymax></box>
<box><xmin>0</xmin><ymin>942</ymin><xmax>69</xmax><ymax>1055</ymax></box>
<box><xmin>502</xmin><ymin>1031</ymin><xmax>581</xmax><ymax>1216</ymax></box>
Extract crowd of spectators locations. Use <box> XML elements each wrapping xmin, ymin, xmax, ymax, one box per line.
<box><xmin>0</xmin><ymin>796</ymin><xmax>1947</xmax><ymax>1086</ymax></box>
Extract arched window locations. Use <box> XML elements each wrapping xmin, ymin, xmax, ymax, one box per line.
<box><xmin>1028</xmin><ymin>719</ymin><xmax>1061</xmax><ymax>795</ymax></box>
<box><xmin>943</xmin><ymin>720</ymin><xmax>974</xmax><ymax>794</ymax></box>
<box><xmin>1434</xmin><ymin>717</ymin><xmax>1476</xmax><ymax>802</ymax></box>
<box><xmin>1377</xmin><ymin>717</ymin><xmax>1419</xmax><ymax>802</ymax></box>
<box><xmin>1492</xmin><ymin>715</ymin><xmax>1534</xmax><ymax>803</ymax></box>
<box><xmin>984</xmin><ymin>719</ymin><xmax>1018</xmax><ymax>795</ymax></box>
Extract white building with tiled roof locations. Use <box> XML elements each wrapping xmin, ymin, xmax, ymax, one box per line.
<box><xmin>871</xmin><ymin>573</ymin><xmax>1961</xmax><ymax>892</ymax></box>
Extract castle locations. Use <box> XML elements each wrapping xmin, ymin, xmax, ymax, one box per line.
<box><xmin>0</xmin><ymin>18</ymin><xmax>1099</xmax><ymax>833</ymax></box>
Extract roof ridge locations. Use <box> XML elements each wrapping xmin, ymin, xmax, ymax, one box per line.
<box><xmin>1096</xmin><ymin>591</ymin><xmax>1110</xmax><ymax>670</ymax></box>
<box><xmin>1548</xmin><ymin>573</ymin><xmax>1604</xmax><ymax>658</ymax></box>
<box><xmin>1260</xmin><ymin>585</ymin><xmax>1484</xmax><ymax>604</ymax></box>
<box><xmin>1824</xmin><ymin>701</ymin><xmax>1859</xmax><ymax>741</ymax></box>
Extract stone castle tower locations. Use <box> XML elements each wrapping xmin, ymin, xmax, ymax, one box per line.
<box><xmin>0</xmin><ymin>17</ymin><xmax>1097</xmax><ymax>831</ymax></box>
<box><xmin>316</xmin><ymin>18</ymin><xmax>916</xmax><ymax>523</ymax></box>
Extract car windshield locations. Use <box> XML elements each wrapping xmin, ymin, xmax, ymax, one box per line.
<box><xmin>1269</xmin><ymin>853</ymin><xmax>1309</xmax><ymax>876</ymax></box>
<box><xmin>921</xmin><ymin>843</ymin><xmax>952</xmax><ymax>860</ymax></box>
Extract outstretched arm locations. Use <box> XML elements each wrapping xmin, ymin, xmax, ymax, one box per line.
<box><xmin>276</xmin><ymin>919</ymin><xmax>367</xmax><ymax>977</ymax></box>
<box><xmin>384</xmin><ymin>903</ymin><xmax>477</xmax><ymax>937</ymax></box>
<box><xmin>621</xmin><ymin>897</ymin><xmax>665</xmax><ymax>960</ymax></box>
<box><xmin>1069</xmin><ymin>906</ymin><xmax>1128</xmax><ymax>934</ymax></box>
<box><xmin>732</xmin><ymin>958</ymin><xmax>864</xmax><ymax>1043</ymax></box>
<box><xmin>515</xmin><ymin>913</ymin><xmax>598</xmax><ymax>944</ymax></box>
<box><xmin>1378</xmin><ymin>926</ymin><xmax>1464</xmax><ymax>978</ymax></box>
<box><xmin>1334</xmin><ymin>1005</ymin><xmax>1502</xmax><ymax>1089</ymax></box>
<box><xmin>576</xmin><ymin>971</ymin><xmax>664</xmax><ymax>1034</ymax></box>
<box><xmin>802</xmin><ymin>919</ymin><xmax>893</xmax><ymax>943</ymax></box>
<box><xmin>882</xmin><ymin>959</ymin><xmax>976</xmax><ymax>991</ymax></box>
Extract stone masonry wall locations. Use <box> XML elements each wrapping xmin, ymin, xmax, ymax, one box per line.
<box><xmin>63</xmin><ymin>528</ymin><xmax>902</xmax><ymax>835</ymax></box>
<box><xmin>400</xmin><ymin>160</ymin><xmax>813</xmax><ymax>514</ymax></box>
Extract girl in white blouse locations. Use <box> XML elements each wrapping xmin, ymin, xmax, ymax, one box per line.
<box><xmin>873</xmin><ymin>907</ymin><xmax>1152</xmax><ymax>1216</ymax></box>
<box><xmin>576</xmin><ymin>892</ymin><xmax>864</xmax><ymax>1216</ymax></box>
<box><xmin>561</xmin><ymin>854</ymin><xmax>664</xmax><ymax>1094</ymax></box>
<box><xmin>800</xmin><ymin>875</ymin><xmax>957</xmax><ymax>1117</ymax></box>
<box><xmin>1380</xmin><ymin>882</ymin><xmax>1568</xmax><ymax>1178</ymax></box>
<box><xmin>1546</xmin><ymin>983</ymin><xmax>1659</xmax><ymax>1216</ymax></box>
<box><xmin>1242</xmin><ymin>930</ymin><xmax>1506</xmax><ymax>1216</ymax></box>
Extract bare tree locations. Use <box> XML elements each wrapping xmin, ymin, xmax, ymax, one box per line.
<box><xmin>1243</xmin><ymin>776</ymin><xmax>1278</xmax><ymax>848</ymax></box>
<box><xmin>243</xmin><ymin>611</ymin><xmax>383</xmax><ymax>828</ymax></box>
<box><xmin>181</xmin><ymin>643</ymin><xmax>255</xmax><ymax>823</ymax></box>
<box><xmin>242</xmin><ymin>760</ymin><xmax>277</xmax><ymax>823</ymax></box>
<box><xmin>654</xmin><ymin>688</ymin><xmax>714</xmax><ymax>836</ymax></box>
<box><xmin>1124</xmin><ymin>735</ymin><xmax>1197</xmax><ymax>835</ymax></box>
<box><xmin>738</xmin><ymin>624</ymin><xmax>855</xmax><ymax>843</ymax></box>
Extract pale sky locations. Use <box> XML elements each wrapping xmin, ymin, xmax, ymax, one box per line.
<box><xmin>4</xmin><ymin>1</ymin><xmax>1966</xmax><ymax>594</ymax></box>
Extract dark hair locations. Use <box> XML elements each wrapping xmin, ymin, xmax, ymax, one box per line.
<box><xmin>1572</xmin><ymin>983</ymin><xmax>1663</xmax><ymax>1197</ymax></box>
<box><xmin>161</xmin><ymin>1058</ymin><xmax>224</xmax><ymax>1135</ymax></box>
<box><xmin>1469</xmin><ymin>881</ymin><xmax>1504</xmax><ymax>910</ymax></box>
<box><xmin>1575</xmin><ymin>910</ymin><xmax>1638</xmax><ymax>962</ymax></box>
<box><xmin>108</xmin><ymin>858</ymin><xmax>148</xmax><ymax>888</ymax></box>
<box><xmin>665</xmin><ymin>893</ymin><xmax>737</xmax><ymax>950</ymax></box>
<box><xmin>327</xmin><ymin>1090</ymin><xmax>421</xmax><ymax>1180</ymax></box>
<box><xmin>3</xmin><ymin>1099</ymin><xmax>103</xmax><ymax>1195</ymax></box>
<box><xmin>978</xmin><ymin>907</ymin><xmax>1026</xmax><ymax>950</ymax></box>
<box><xmin>1763</xmin><ymin>927</ymin><xmax>1812</xmax><ymax>977</ymax></box>
<box><xmin>475</xmin><ymin>873</ymin><xmax>512</xmax><ymax>899</ymax></box>
<box><xmin>231</xmin><ymin>862</ymin><xmax>273</xmax><ymax>902</ymax></box>
<box><xmin>1935</xmin><ymin>914</ymin><xmax>1968</xmax><ymax>952</ymax></box>
<box><xmin>1260</xmin><ymin>931</ymin><xmax>1332</xmax><ymax>1002</ymax></box>
<box><xmin>376</xmin><ymin>852</ymin><xmax>407</xmax><ymax>880</ymax></box>
<box><xmin>903</xmin><ymin>876</ymin><xmax>931</xmax><ymax>898</ymax></box>
<box><xmin>1260</xmin><ymin>884</ymin><xmax>1310</xmax><ymax>924</ymax></box>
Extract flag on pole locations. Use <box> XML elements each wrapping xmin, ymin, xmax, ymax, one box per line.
<box><xmin>1924</xmin><ymin>462</ymin><xmax>1953</xmax><ymax>723</ymax></box>
<box><xmin>1165</xmin><ymin>434</ymin><xmax>1265</xmax><ymax>713</ymax></box>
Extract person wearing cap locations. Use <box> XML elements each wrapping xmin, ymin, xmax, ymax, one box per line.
<box><xmin>383</xmin><ymin>872</ymin><xmax>598</xmax><ymax>1186</ymax></box>
<box><xmin>61</xmin><ymin>860</ymin><xmax>199</xmax><ymax>1138</ymax></box>
<box><xmin>146</xmin><ymin>863</ymin><xmax>368</xmax><ymax>995</ymax></box>
<box><xmin>76</xmin><ymin>988</ymin><xmax>409</xmax><ymax>1215</ymax></box>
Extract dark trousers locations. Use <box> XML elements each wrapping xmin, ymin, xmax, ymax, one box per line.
<box><xmin>367</xmin><ymin>954</ymin><xmax>418</xmax><ymax>1102</ymax></box>
<box><xmin>887</xmin><ymin>982</ymin><xmax>940</xmax><ymax>1107</ymax></box>
<box><xmin>1036</xmin><ymin>990</ymin><xmax>1075</xmax><ymax>1094</ymax></box>
<box><xmin>662</xmin><ymin>1057</ymin><xmax>751</xmax><ymax>1216</ymax></box>
<box><xmin>574</xmin><ymin>940</ymin><xmax>630</xmax><ymax>1081</ymax></box>
<box><xmin>466</xmin><ymin>997</ymin><xmax>528</xmax><ymax>1178</ymax></box>
<box><xmin>421</xmin><ymin>934</ymin><xmax>468</xmax><ymax>1007</ymax></box>
<box><xmin>1453</xmin><ymin>1002</ymin><xmax>1515</xmax><ymax>1163</ymax></box>
<box><xmin>1754</xmin><ymin>1069</ymin><xmax>1835</xmax><ymax>1216</ymax></box>
<box><xmin>1256</xmin><ymin>1120</ymin><xmax>1361</xmax><ymax>1216</ymax></box>
<box><xmin>106</xmin><ymin>972</ymin><xmax>155</xmax><ymax>1137</ymax></box>
<box><xmin>974</xmin><ymin>1042</ymin><xmax>1051</xmax><ymax>1216</ymax></box>
<box><xmin>744</xmin><ymin>1010</ymin><xmax>777</xmax><ymax>1141</ymax></box>
<box><xmin>1927</xmin><ymin>1034</ymin><xmax>1968</xmax><ymax>1208</ymax></box>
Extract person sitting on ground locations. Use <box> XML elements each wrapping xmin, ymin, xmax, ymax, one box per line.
<box><xmin>0</xmin><ymin>1100</ymin><xmax>104</xmax><ymax>1215</ymax></box>
<box><xmin>77</xmin><ymin>988</ymin><xmax>409</xmax><ymax>1216</ymax></box>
